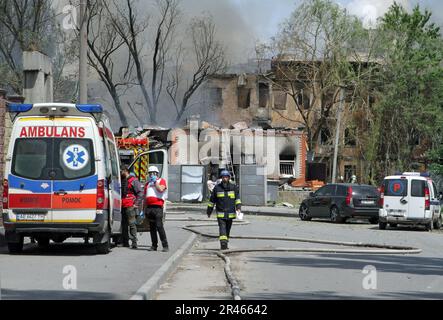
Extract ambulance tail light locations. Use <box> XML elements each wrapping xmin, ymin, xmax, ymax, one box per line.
<box><xmin>346</xmin><ymin>187</ymin><xmax>353</xmax><ymax>206</ymax></box>
<box><xmin>96</xmin><ymin>180</ymin><xmax>105</xmax><ymax>210</ymax></box>
<box><xmin>379</xmin><ymin>185</ymin><xmax>385</xmax><ymax>207</ymax></box>
<box><xmin>424</xmin><ymin>186</ymin><xmax>430</xmax><ymax>210</ymax></box>
<box><xmin>2</xmin><ymin>179</ymin><xmax>9</xmax><ymax>209</ymax></box>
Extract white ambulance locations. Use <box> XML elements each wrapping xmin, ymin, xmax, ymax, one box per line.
<box><xmin>2</xmin><ymin>103</ymin><xmax>122</xmax><ymax>254</ymax></box>
<box><xmin>379</xmin><ymin>172</ymin><xmax>442</xmax><ymax>231</ymax></box>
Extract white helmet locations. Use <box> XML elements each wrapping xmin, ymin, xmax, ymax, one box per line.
<box><xmin>148</xmin><ymin>166</ymin><xmax>159</xmax><ymax>174</ymax></box>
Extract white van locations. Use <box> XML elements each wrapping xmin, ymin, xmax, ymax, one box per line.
<box><xmin>379</xmin><ymin>172</ymin><xmax>442</xmax><ymax>231</ymax></box>
<box><xmin>2</xmin><ymin>103</ymin><xmax>122</xmax><ymax>254</ymax></box>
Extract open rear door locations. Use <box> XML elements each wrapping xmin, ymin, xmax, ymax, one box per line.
<box><xmin>129</xmin><ymin>149</ymin><xmax>168</xmax><ymax>232</ymax></box>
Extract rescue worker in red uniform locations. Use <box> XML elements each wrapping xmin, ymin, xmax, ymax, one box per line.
<box><xmin>207</xmin><ymin>170</ymin><xmax>241</xmax><ymax>250</ymax></box>
<box><xmin>144</xmin><ymin>166</ymin><xmax>169</xmax><ymax>252</ymax></box>
<box><xmin>121</xmin><ymin>165</ymin><xmax>144</xmax><ymax>249</ymax></box>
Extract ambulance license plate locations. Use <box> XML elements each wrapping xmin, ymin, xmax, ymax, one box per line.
<box><xmin>16</xmin><ymin>214</ymin><xmax>46</xmax><ymax>221</ymax></box>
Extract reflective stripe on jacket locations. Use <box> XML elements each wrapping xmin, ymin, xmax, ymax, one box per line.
<box><xmin>208</xmin><ymin>182</ymin><xmax>241</xmax><ymax>220</ymax></box>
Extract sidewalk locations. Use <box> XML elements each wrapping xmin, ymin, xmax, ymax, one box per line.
<box><xmin>167</xmin><ymin>202</ymin><xmax>299</xmax><ymax>218</ymax></box>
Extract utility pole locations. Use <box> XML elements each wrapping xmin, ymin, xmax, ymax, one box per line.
<box><xmin>331</xmin><ymin>86</ymin><xmax>345</xmax><ymax>183</ymax></box>
<box><xmin>79</xmin><ymin>0</ymin><xmax>88</xmax><ymax>104</ymax></box>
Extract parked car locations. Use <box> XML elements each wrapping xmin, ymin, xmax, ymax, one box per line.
<box><xmin>299</xmin><ymin>183</ymin><xmax>380</xmax><ymax>223</ymax></box>
<box><xmin>378</xmin><ymin>172</ymin><xmax>442</xmax><ymax>231</ymax></box>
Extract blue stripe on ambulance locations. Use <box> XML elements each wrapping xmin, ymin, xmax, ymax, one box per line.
<box><xmin>53</xmin><ymin>175</ymin><xmax>98</xmax><ymax>192</ymax></box>
<box><xmin>9</xmin><ymin>174</ymin><xmax>99</xmax><ymax>193</ymax></box>
<box><xmin>8</xmin><ymin>175</ymin><xmax>52</xmax><ymax>194</ymax></box>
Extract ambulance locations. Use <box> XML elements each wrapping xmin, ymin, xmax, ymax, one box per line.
<box><xmin>379</xmin><ymin>172</ymin><xmax>442</xmax><ymax>231</ymax></box>
<box><xmin>2</xmin><ymin>103</ymin><xmax>122</xmax><ymax>254</ymax></box>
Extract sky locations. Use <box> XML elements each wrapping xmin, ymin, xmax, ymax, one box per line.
<box><xmin>180</xmin><ymin>0</ymin><xmax>443</xmax><ymax>62</ymax></box>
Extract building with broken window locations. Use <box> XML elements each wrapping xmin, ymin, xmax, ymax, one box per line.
<box><xmin>199</xmin><ymin>55</ymin><xmax>379</xmax><ymax>189</ymax></box>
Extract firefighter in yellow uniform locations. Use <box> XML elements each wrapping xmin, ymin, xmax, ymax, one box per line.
<box><xmin>207</xmin><ymin>170</ymin><xmax>241</xmax><ymax>250</ymax></box>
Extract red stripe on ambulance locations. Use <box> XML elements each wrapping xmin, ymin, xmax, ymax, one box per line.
<box><xmin>9</xmin><ymin>194</ymin><xmax>51</xmax><ymax>209</ymax></box>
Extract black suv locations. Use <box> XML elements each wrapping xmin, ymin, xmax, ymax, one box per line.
<box><xmin>299</xmin><ymin>183</ymin><xmax>381</xmax><ymax>223</ymax></box>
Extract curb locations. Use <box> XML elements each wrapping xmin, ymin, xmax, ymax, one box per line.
<box><xmin>130</xmin><ymin>232</ymin><xmax>198</xmax><ymax>300</ymax></box>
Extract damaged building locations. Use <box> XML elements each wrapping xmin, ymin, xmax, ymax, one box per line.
<box><xmin>199</xmin><ymin>56</ymin><xmax>377</xmax><ymax>190</ymax></box>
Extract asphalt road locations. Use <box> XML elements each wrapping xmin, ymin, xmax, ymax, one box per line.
<box><xmin>155</xmin><ymin>214</ymin><xmax>443</xmax><ymax>300</ymax></box>
<box><xmin>2</xmin><ymin>213</ymin><xmax>442</xmax><ymax>300</ymax></box>
<box><xmin>0</xmin><ymin>220</ymin><xmax>191</xmax><ymax>300</ymax></box>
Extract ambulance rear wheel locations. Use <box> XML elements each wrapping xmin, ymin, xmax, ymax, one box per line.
<box><xmin>96</xmin><ymin>239</ymin><xmax>111</xmax><ymax>254</ymax></box>
<box><xmin>96</xmin><ymin>228</ymin><xmax>111</xmax><ymax>254</ymax></box>
<box><xmin>426</xmin><ymin>220</ymin><xmax>433</xmax><ymax>232</ymax></box>
<box><xmin>8</xmin><ymin>240</ymin><xmax>23</xmax><ymax>254</ymax></box>
<box><xmin>434</xmin><ymin>215</ymin><xmax>442</xmax><ymax>230</ymax></box>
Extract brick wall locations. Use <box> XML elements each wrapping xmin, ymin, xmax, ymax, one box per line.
<box><xmin>0</xmin><ymin>89</ymin><xmax>6</xmax><ymax>225</ymax></box>
<box><xmin>0</xmin><ymin>93</ymin><xmax>25</xmax><ymax>225</ymax></box>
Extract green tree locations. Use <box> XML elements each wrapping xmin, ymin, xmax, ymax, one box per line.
<box><xmin>366</xmin><ymin>3</ymin><xmax>443</xmax><ymax>182</ymax></box>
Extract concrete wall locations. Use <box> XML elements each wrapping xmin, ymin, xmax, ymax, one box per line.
<box><xmin>168</xmin><ymin>165</ymin><xmax>181</xmax><ymax>202</ymax></box>
<box><xmin>23</xmin><ymin>51</ymin><xmax>53</xmax><ymax>103</ymax></box>
<box><xmin>239</xmin><ymin>165</ymin><xmax>267</xmax><ymax>206</ymax></box>
<box><xmin>277</xmin><ymin>191</ymin><xmax>310</xmax><ymax>207</ymax></box>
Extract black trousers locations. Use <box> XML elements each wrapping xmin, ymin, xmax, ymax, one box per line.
<box><xmin>218</xmin><ymin>218</ymin><xmax>233</xmax><ymax>247</ymax></box>
<box><xmin>146</xmin><ymin>206</ymin><xmax>169</xmax><ymax>248</ymax></box>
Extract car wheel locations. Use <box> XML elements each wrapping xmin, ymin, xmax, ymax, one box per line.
<box><xmin>330</xmin><ymin>206</ymin><xmax>343</xmax><ymax>223</ymax></box>
<box><xmin>299</xmin><ymin>204</ymin><xmax>312</xmax><ymax>221</ymax></box>
<box><xmin>369</xmin><ymin>217</ymin><xmax>379</xmax><ymax>224</ymax></box>
<box><xmin>434</xmin><ymin>215</ymin><xmax>442</xmax><ymax>230</ymax></box>
<box><xmin>379</xmin><ymin>222</ymin><xmax>387</xmax><ymax>230</ymax></box>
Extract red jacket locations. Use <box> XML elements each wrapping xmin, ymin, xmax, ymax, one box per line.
<box><xmin>122</xmin><ymin>176</ymin><xmax>143</xmax><ymax>208</ymax></box>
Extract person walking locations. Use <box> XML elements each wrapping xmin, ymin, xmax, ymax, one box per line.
<box><xmin>121</xmin><ymin>165</ymin><xmax>144</xmax><ymax>249</ymax></box>
<box><xmin>206</xmin><ymin>170</ymin><xmax>242</xmax><ymax>250</ymax></box>
<box><xmin>144</xmin><ymin>166</ymin><xmax>169</xmax><ymax>252</ymax></box>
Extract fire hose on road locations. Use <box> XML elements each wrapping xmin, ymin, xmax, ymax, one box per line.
<box><xmin>166</xmin><ymin>217</ymin><xmax>423</xmax><ymax>300</ymax></box>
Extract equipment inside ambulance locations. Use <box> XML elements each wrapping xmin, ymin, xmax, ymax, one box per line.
<box><xmin>2</xmin><ymin>103</ymin><xmax>122</xmax><ymax>254</ymax></box>
<box><xmin>379</xmin><ymin>172</ymin><xmax>442</xmax><ymax>231</ymax></box>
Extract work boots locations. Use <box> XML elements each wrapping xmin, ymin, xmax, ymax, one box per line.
<box><xmin>220</xmin><ymin>242</ymin><xmax>228</xmax><ymax>250</ymax></box>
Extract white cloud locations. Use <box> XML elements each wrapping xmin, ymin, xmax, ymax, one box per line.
<box><xmin>346</xmin><ymin>0</ymin><xmax>411</xmax><ymax>28</ymax></box>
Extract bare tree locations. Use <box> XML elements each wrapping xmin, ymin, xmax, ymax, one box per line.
<box><xmin>167</xmin><ymin>14</ymin><xmax>226</xmax><ymax>126</ymax></box>
<box><xmin>0</xmin><ymin>0</ymin><xmax>57</xmax><ymax>93</ymax></box>
<box><xmin>103</xmin><ymin>0</ymin><xmax>180</xmax><ymax>124</ymax></box>
<box><xmin>85</xmin><ymin>0</ymin><xmax>136</xmax><ymax>126</ymax></box>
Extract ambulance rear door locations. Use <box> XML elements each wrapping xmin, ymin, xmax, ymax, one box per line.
<box><xmin>100</xmin><ymin>122</ymin><xmax>122</xmax><ymax>233</ymax></box>
<box><xmin>51</xmin><ymin>118</ymin><xmax>98</xmax><ymax>223</ymax></box>
<box><xmin>8</xmin><ymin>117</ymin><xmax>55</xmax><ymax>223</ymax></box>
<box><xmin>130</xmin><ymin>149</ymin><xmax>168</xmax><ymax>232</ymax></box>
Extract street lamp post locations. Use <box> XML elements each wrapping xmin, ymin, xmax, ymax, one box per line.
<box><xmin>331</xmin><ymin>86</ymin><xmax>345</xmax><ymax>183</ymax></box>
<box><xmin>79</xmin><ymin>0</ymin><xmax>88</xmax><ymax>104</ymax></box>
